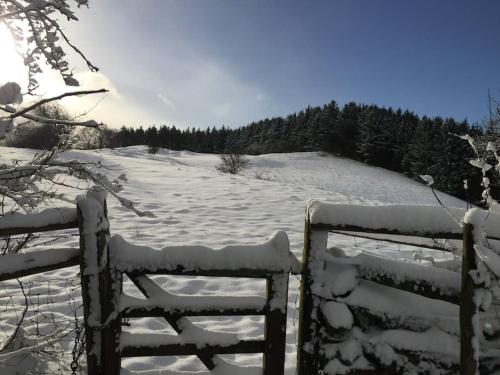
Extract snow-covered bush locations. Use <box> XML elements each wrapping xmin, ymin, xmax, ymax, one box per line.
<box><xmin>216</xmin><ymin>153</ymin><xmax>250</xmax><ymax>175</ymax></box>
<box><xmin>5</xmin><ymin>103</ymin><xmax>73</xmax><ymax>149</ymax></box>
<box><xmin>73</xmin><ymin>126</ymin><xmax>114</xmax><ymax>150</ymax></box>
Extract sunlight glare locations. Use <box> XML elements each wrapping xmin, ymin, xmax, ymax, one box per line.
<box><xmin>0</xmin><ymin>24</ymin><xmax>26</xmax><ymax>87</ymax></box>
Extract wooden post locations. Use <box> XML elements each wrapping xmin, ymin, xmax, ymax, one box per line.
<box><xmin>297</xmin><ymin>217</ymin><xmax>328</xmax><ymax>375</ymax></box>
<box><xmin>263</xmin><ymin>273</ymin><xmax>289</xmax><ymax>375</ymax></box>
<box><xmin>78</xmin><ymin>189</ymin><xmax>122</xmax><ymax>375</ymax></box>
<box><xmin>460</xmin><ymin>223</ymin><xmax>478</xmax><ymax>375</ymax></box>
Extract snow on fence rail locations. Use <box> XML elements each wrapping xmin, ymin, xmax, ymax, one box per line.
<box><xmin>0</xmin><ymin>207</ymin><xmax>80</xmax><ymax>282</ymax></box>
<box><xmin>0</xmin><ymin>247</ymin><xmax>79</xmax><ymax>282</ymax></box>
<box><xmin>324</xmin><ymin>251</ymin><xmax>462</xmax><ymax>304</ymax></box>
<box><xmin>307</xmin><ymin>200</ymin><xmax>500</xmax><ymax>240</ymax></box>
<box><xmin>109</xmin><ymin>230</ymin><xmax>293</xmax><ymax>275</ymax></box>
<box><xmin>0</xmin><ymin>207</ymin><xmax>78</xmax><ymax>237</ymax></box>
<box><xmin>297</xmin><ymin>200</ymin><xmax>500</xmax><ymax>375</ymax></box>
<box><xmin>0</xmin><ymin>197</ymin><xmax>88</xmax><ymax>374</ymax></box>
<box><xmin>78</xmin><ymin>192</ymin><xmax>295</xmax><ymax>375</ymax></box>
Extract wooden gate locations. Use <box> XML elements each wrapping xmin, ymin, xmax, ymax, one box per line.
<box><xmin>297</xmin><ymin>200</ymin><xmax>500</xmax><ymax>375</ymax></box>
<box><xmin>77</xmin><ymin>192</ymin><xmax>292</xmax><ymax>375</ymax></box>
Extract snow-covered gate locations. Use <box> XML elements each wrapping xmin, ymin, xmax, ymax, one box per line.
<box><xmin>297</xmin><ymin>200</ymin><xmax>500</xmax><ymax>375</ymax></box>
<box><xmin>78</xmin><ymin>191</ymin><xmax>294</xmax><ymax>375</ymax></box>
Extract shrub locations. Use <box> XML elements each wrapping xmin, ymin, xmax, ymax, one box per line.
<box><xmin>148</xmin><ymin>145</ymin><xmax>160</xmax><ymax>154</ymax></box>
<box><xmin>5</xmin><ymin>103</ymin><xmax>72</xmax><ymax>149</ymax></box>
<box><xmin>216</xmin><ymin>153</ymin><xmax>249</xmax><ymax>174</ymax></box>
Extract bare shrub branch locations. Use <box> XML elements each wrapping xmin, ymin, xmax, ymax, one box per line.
<box><xmin>216</xmin><ymin>153</ymin><xmax>250</xmax><ymax>175</ymax></box>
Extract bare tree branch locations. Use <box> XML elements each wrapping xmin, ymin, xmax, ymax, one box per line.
<box><xmin>5</xmin><ymin>88</ymin><xmax>108</xmax><ymax>120</ymax></box>
<box><xmin>0</xmin><ymin>104</ymin><xmax>103</xmax><ymax>127</ymax></box>
<box><xmin>43</xmin><ymin>14</ymin><xmax>99</xmax><ymax>72</ymax></box>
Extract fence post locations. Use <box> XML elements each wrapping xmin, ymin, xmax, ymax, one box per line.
<box><xmin>263</xmin><ymin>272</ymin><xmax>289</xmax><ymax>375</ymax></box>
<box><xmin>297</xmin><ymin>215</ymin><xmax>328</xmax><ymax>375</ymax></box>
<box><xmin>77</xmin><ymin>188</ymin><xmax>122</xmax><ymax>375</ymax></box>
<box><xmin>460</xmin><ymin>223</ymin><xmax>479</xmax><ymax>375</ymax></box>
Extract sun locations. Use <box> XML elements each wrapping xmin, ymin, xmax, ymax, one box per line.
<box><xmin>0</xmin><ymin>23</ymin><xmax>27</xmax><ymax>87</ymax></box>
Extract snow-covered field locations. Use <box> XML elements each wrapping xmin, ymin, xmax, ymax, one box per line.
<box><xmin>0</xmin><ymin>146</ymin><xmax>466</xmax><ymax>374</ymax></box>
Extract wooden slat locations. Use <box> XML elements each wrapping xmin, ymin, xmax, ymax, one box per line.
<box><xmin>358</xmin><ymin>272</ymin><xmax>460</xmax><ymax>305</ymax></box>
<box><xmin>125</xmin><ymin>268</ymin><xmax>278</xmax><ymax>279</ymax></box>
<box><xmin>0</xmin><ymin>248</ymin><xmax>79</xmax><ymax>282</ymax></box>
<box><xmin>121</xmin><ymin>339</ymin><xmax>265</xmax><ymax>357</ymax></box>
<box><xmin>122</xmin><ymin>305</ymin><xmax>265</xmax><ymax>318</ymax></box>
<box><xmin>121</xmin><ymin>278</ymin><xmax>267</xmax><ymax>317</ymax></box>
<box><xmin>343</xmin><ymin>305</ymin><xmax>458</xmax><ymax>335</ymax></box>
<box><xmin>127</xmin><ymin>274</ymin><xmax>218</xmax><ymax>370</ymax></box>
<box><xmin>330</xmin><ymin>230</ymin><xmax>457</xmax><ymax>252</ymax></box>
<box><xmin>309</xmin><ymin>202</ymin><xmax>500</xmax><ymax>241</ymax></box>
<box><xmin>109</xmin><ymin>231</ymin><xmax>291</xmax><ymax>277</ymax></box>
<box><xmin>0</xmin><ymin>220</ymin><xmax>79</xmax><ymax>237</ymax></box>
<box><xmin>323</xmin><ymin>347</ymin><xmax>459</xmax><ymax>375</ymax></box>
<box><xmin>0</xmin><ymin>207</ymin><xmax>78</xmax><ymax>236</ymax></box>
<box><xmin>312</xmin><ymin>223</ymin><xmax>462</xmax><ymax>240</ymax></box>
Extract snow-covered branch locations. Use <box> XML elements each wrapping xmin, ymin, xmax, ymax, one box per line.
<box><xmin>1</xmin><ymin>103</ymin><xmax>101</xmax><ymax>127</ymax></box>
<box><xmin>1</xmin><ymin>0</ymin><xmax>92</xmax><ymax>89</ymax></box>
<box><xmin>4</xmin><ymin>88</ymin><xmax>108</xmax><ymax>120</ymax></box>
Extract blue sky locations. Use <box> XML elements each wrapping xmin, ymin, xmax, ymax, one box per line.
<box><xmin>62</xmin><ymin>0</ymin><xmax>500</xmax><ymax>129</ymax></box>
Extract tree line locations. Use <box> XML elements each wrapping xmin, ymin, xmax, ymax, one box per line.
<box><xmin>4</xmin><ymin>100</ymin><xmax>487</xmax><ymax>202</ymax></box>
<box><xmin>104</xmin><ymin>101</ymin><xmax>484</xmax><ymax>201</ymax></box>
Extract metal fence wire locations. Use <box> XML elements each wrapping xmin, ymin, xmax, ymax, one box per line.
<box><xmin>0</xmin><ymin>273</ymin><xmax>85</xmax><ymax>375</ymax></box>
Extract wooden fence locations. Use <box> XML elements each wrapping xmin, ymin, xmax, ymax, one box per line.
<box><xmin>77</xmin><ymin>190</ymin><xmax>293</xmax><ymax>375</ymax></box>
<box><xmin>0</xmin><ymin>190</ymin><xmax>293</xmax><ymax>374</ymax></box>
<box><xmin>0</xmin><ymin>207</ymin><xmax>79</xmax><ymax>282</ymax></box>
<box><xmin>297</xmin><ymin>201</ymin><xmax>500</xmax><ymax>375</ymax></box>
<box><xmin>3</xmin><ymin>193</ymin><xmax>499</xmax><ymax>374</ymax></box>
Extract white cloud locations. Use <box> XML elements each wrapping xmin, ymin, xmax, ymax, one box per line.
<box><xmin>26</xmin><ymin>70</ymin><xmax>163</xmax><ymax>129</ymax></box>
<box><xmin>13</xmin><ymin>60</ymin><xmax>273</xmax><ymax>129</ymax></box>
<box><xmin>153</xmin><ymin>60</ymin><xmax>272</xmax><ymax>127</ymax></box>
<box><xmin>157</xmin><ymin>93</ymin><xmax>175</xmax><ymax>109</ymax></box>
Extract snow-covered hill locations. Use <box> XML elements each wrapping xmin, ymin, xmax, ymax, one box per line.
<box><xmin>0</xmin><ymin>146</ymin><xmax>466</xmax><ymax>374</ymax></box>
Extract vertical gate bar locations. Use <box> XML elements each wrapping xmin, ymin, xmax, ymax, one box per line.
<box><xmin>100</xmin><ymin>202</ymin><xmax>122</xmax><ymax>375</ymax></box>
<box><xmin>297</xmin><ymin>215</ymin><xmax>328</xmax><ymax>375</ymax></box>
<box><xmin>78</xmin><ymin>189</ymin><xmax>121</xmax><ymax>375</ymax></box>
<box><xmin>460</xmin><ymin>223</ymin><xmax>478</xmax><ymax>375</ymax></box>
<box><xmin>263</xmin><ymin>272</ymin><xmax>289</xmax><ymax>375</ymax></box>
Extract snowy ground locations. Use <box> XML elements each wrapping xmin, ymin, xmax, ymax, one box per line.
<box><xmin>0</xmin><ymin>146</ymin><xmax>466</xmax><ymax>374</ymax></box>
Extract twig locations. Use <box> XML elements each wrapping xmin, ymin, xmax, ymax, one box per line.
<box><xmin>7</xmin><ymin>89</ymin><xmax>108</xmax><ymax>120</ymax></box>
<box><xmin>0</xmin><ymin>104</ymin><xmax>102</xmax><ymax>127</ymax></box>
